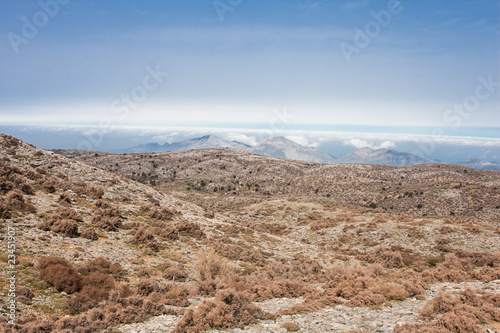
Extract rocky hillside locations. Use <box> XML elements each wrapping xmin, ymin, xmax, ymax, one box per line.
<box><xmin>2</xmin><ymin>133</ymin><xmax>500</xmax><ymax>333</ymax></box>
<box><xmin>56</xmin><ymin>148</ymin><xmax>500</xmax><ymax>221</ymax></box>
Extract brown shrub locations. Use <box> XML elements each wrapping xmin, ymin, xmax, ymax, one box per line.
<box><xmin>81</xmin><ymin>272</ymin><xmax>115</xmax><ymax>302</ymax></box>
<box><xmin>58</xmin><ymin>193</ymin><xmax>72</xmax><ymax>206</ymax></box>
<box><xmin>176</xmin><ymin>220</ymin><xmax>205</xmax><ymax>239</ymax></box>
<box><xmin>81</xmin><ymin>228</ymin><xmax>99</xmax><ymax>240</ymax></box>
<box><xmin>6</xmin><ymin>189</ymin><xmax>36</xmax><ymax>213</ymax></box>
<box><xmin>364</xmin><ymin>246</ymin><xmax>404</xmax><ymax>268</ymax></box>
<box><xmin>163</xmin><ymin>264</ymin><xmax>188</xmax><ymax>282</ymax></box>
<box><xmin>38</xmin><ymin>257</ymin><xmax>81</xmax><ymax>294</ymax></box>
<box><xmin>195</xmin><ymin>249</ymin><xmax>230</xmax><ymax>281</ymax></box>
<box><xmin>50</xmin><ymin>219</ymin><xmax>79</xmax><ymax>237</ymax></box>
<box><xmin>155</xmin><ymin>283</ymin><xmax>191</xmax><ymax>307</ymax></box>
<box><xmin>55</xmin><ymin>207</ymin><xmax>84</xmax><ymax>221</ymax></box>
<box><xmin>281</xmin><ymin>322</ymin><xmax>300</xmax><ymax>332</ymax></box>
<box><xmin>92</xmin><ymin>215</ymin><xmax>122</xmax><ymax>231</ymax></box>
<box><xmin>78</xmin><ymin>257</ymin><xmax>126</xmax><ymax>280</ymax></box>
<box><xmin>67</xmin><ymin>294</ymin><xmax>97</xmax><ymax>314</ymax></box>
<box><xmin>152</xmin><ymin>224</ymin><xmax>179</xmax><ymax>241</ymax></box>
<box><xmin>16</xmin><ymin>286</ymin><xmax>34</xmax><ymax>305</ymax></box>
<box><xmin>0</xmin><ymin>199</ymin><xmax>11</xmax><ymax>219</ymax></box>
<box><xmin>262</xmin><ymin>254</ymin><xmax>322</xmax><ymax>283</ymax></box>
<box><xmin>310</xmin><ymin>218</ymin><xmax>337</xmax><ymax>231</ymax></box>
<box><xmin>136</xmin><ymin>278</ymin><xmax>161</xmax><ymax>296</ymax></box>
<box><xmin>173</xmin><ymin>288</ymin><xmax>267</xmax><ymax>333</ymax></box>
<box><xmin>130</xmin><ymin>226</ymin><xmax>158</xmax><ymax>252</ymax></box>
<box><xmin>40</xmin><ymin>177</ymin><xmax>59</xmax><ymax>193</ymax></box>
<box><xmin>88</xmin><ymin>185</ymin><xmax>104</xmax><ymax>199</ymax></box>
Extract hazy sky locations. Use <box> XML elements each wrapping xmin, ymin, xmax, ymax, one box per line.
<box><xmin>1</xmin><ymin>0</ymin><xmax>499</xmax><ymax>134</ymax></box>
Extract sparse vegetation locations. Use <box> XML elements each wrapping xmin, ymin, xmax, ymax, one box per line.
<box><xmin>1</xmin><ymin>133</ymin><xmax>500</xmax><ymax>333</ymax></box>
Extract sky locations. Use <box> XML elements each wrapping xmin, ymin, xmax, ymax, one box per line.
<box><xmin>0</xmin><ymin>0</ymin><xmax>499</xmax><ymax>162</ymax></box>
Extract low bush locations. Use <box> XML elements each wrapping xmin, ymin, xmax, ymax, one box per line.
<box><xmin>130</xmin><ymin>226</ymin><xmax>158</xmax><ymax>252</ymax></box>
<box><xmin>81</xmin><ymin>228</ymin><xmax>99</xmax><ymax>240</ymax></box>
<box><xmin>38</xmin><ymin>257</ymin><xmax>82</xmax><ymax>294</ymax></box>
<box><xmin>50</xmin><ymin>219</ymin><xmax>79</xmax><ymax>237</ymax></box>
<box><xmin>176</xmin><ymin>220</ymin><xmax>205</xmax><ymax>239</ymax></box>
<box><xmin>78</xmin><ymin>257</ymin><xmax>126</xmax><ymax>280</ymax></box>
<box><xmin>173</xmin><ymin>288</ymin><xmax>267</xmax><ymax>332</ymax></box>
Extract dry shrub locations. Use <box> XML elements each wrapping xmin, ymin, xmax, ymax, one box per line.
<box><xmin>173</xmin><ymin>288</ymin><xmax>267</xmax><ymax>333</ymax></box>
<box><xmin>0</xmin><ymin>198</ymin><xmax>11</xmax><ymax>219</ymax></box>
<box><xmin>195</xmin><ymin>248</ymin><xmax>230</xmax><ymax>281</ymax></box>
<box><xmin>162</xmin><ymin>264</ymin><xmax>188</xmax><ymax>281</ymax></box>
<box><xmin>265</xmin><ymin>279</ymin><xmax>313</xmax><ymax>298</ymax></box>
<box><xmin>81</xmin><ymin>227</ymin><xmax>99</xmax><ymax>240</ymax></box>
<box><xmin>263</xmin><ymin>254</ymin><xmax>322</xmax><ymax>283</ymax></box>
<box><xmin>81</xmin><ymin>272</ymin><xmax>115</xmax><ymax>302</ymax></box>
<box><xmin>40</xmin><ymin>177</ymin><xmax>59</xmax><ymax>193</ymax></box>
<box><xmin>136</xmin><ymin>278</ymin><xmax>162</xmax><ymax>296</ymax></box>
<box><xmin>38</xmin><ymin>207</ymin><xmax>83</xmax><ymax>236</ymax></box>
<box><xmin>78</xmin><ymin>257</ymin><xmax>126</xmax><ymax>280</ymax></box>
<box><xmin>50</xmin><ymin>219</ymin><xmax>79</xmax><ymax>237</ymax></box>
<box><xmin>152</xmin><ymin>283</ymin><xmax>191</xmax><ymax>307</ymax></box>
<box><xmin>435</xmin><ymin>238</ymin><xmax>452</xmax><ymax>253</ymax></box>
<box><xmin>130</xmin><ymin>226</ymin><xmax>158</xmax><ymax>252</ymax></box>
<box><xmin>255</xmin><ymin>222</ymin><xmax>289</xmax><ymax>235</ymax></box>
<box><xmin>92</xmin><ymin>215</ymin><xmax>122</xmax><ymax>231</ymax></box>
<box><xmin>310</xmin><ymin>218</ymin><xmax>337</xmax><ymax>231</ymax></box>
<box><xmin>151</xmin><ymin>224</ymin><xmax>179</xmax><ymax>241</ymax></box>
<box><xmin>16</xmin><ymin>286</ymin><xmax>34</xmax><ymax>305</ymax></box>
<box><xmin>67</xmin><ymin>294</ymin><xmax>97</xmax><ymax>314</ymax></box>
<box><xmin>140</xmin><ymin>204</ymin><xmax>177</xmax><ymax>220</ymax></box>
<box><xmin>58</xmin><ymin>193</ymin><xmax>72</xmax><ymax>206</ymax></box>
<box><xmin>38</xmin><ymin>257</ymin><xmax>81</xmax><ymax>293</ymax></box>
<box><xmin>88</xmin><ymin>185</ymin><xmax>104</xmax><ymax>199</ymax></box>
<box><xmin>176</xmin><ymin>220</ymin><xmax>205</xmax><ymax>239</ymax></box>
<box><xmin>209</xmin><ymin>239</ymin><xmax>266</xmax><ymax>266</ymax></box>
<box><xmin>364</xmin><ymin>246</ymin><xmax>404</xmax><ymax>268</ymax></box>
<box><xmin>280</xmin><ymin>322</ymin><xmax>300</xmax><ymax>331</ymax></box>
<box><xmin>6</xmin><ymin>189</ymin><xmax>36</xmax><ymax>213</ymax></box>
<box><xmin>55</xmin><ymin>207</ymin><xmax>84</xmax><ymax>221</ymax></box>
<box><xmin>397</xmin><ymin>288</ymin><xmax>500</xmax><ymax>333</ymax></box>
<box><xmin>323</xmin><ymin>262</ymin><xmax>410</xmax><ymax>306</ymax></box>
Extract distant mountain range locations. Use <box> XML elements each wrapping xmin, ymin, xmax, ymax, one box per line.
<box><xmin>457</xmin><ymin>158</ymin><xmax>500</xmax><ymax>171</ymax></box>
<box><xmin>121</xmin><ymin>135</ymin><xmax>336</xmax><ymax>164</ymax></box>
<box><xmin>120</xmin><ymin>135</ymin><xmax>500</xmax><ymax>170</ymax></box>
<box><xmin>335</xmin><ymin>147</ymin><xmax>435</xmax><ymax>166</ymax></box>
<box><xmin>123</xmin><ymin>135</ymin><xmax>249</xmax><ymax>153</ymax></box>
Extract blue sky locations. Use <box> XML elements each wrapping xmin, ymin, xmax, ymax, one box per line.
<box><xmin>0</xmin><ymin>0</ymin><xmax>499</xmax><ymax>161</ymax></box>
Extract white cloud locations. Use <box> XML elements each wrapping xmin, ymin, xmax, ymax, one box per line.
<box><xmin>343</xmin><ymin>138</ymin><xmax>396</xmax><ymax>150</ymax></box>
<box><xmin>225</xmin><ymin>133</ymin><xmax>257</xmax><ymax>146</ymax></box>
<box><xmin>380</xmin><ymin>140</ymin><xmax>396</xmax><ymax>149</ymax></box>
<box><xmin>285</xmin><ymin>135</ymin><xmax>309</xmax><ymax>146</ymax></box>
